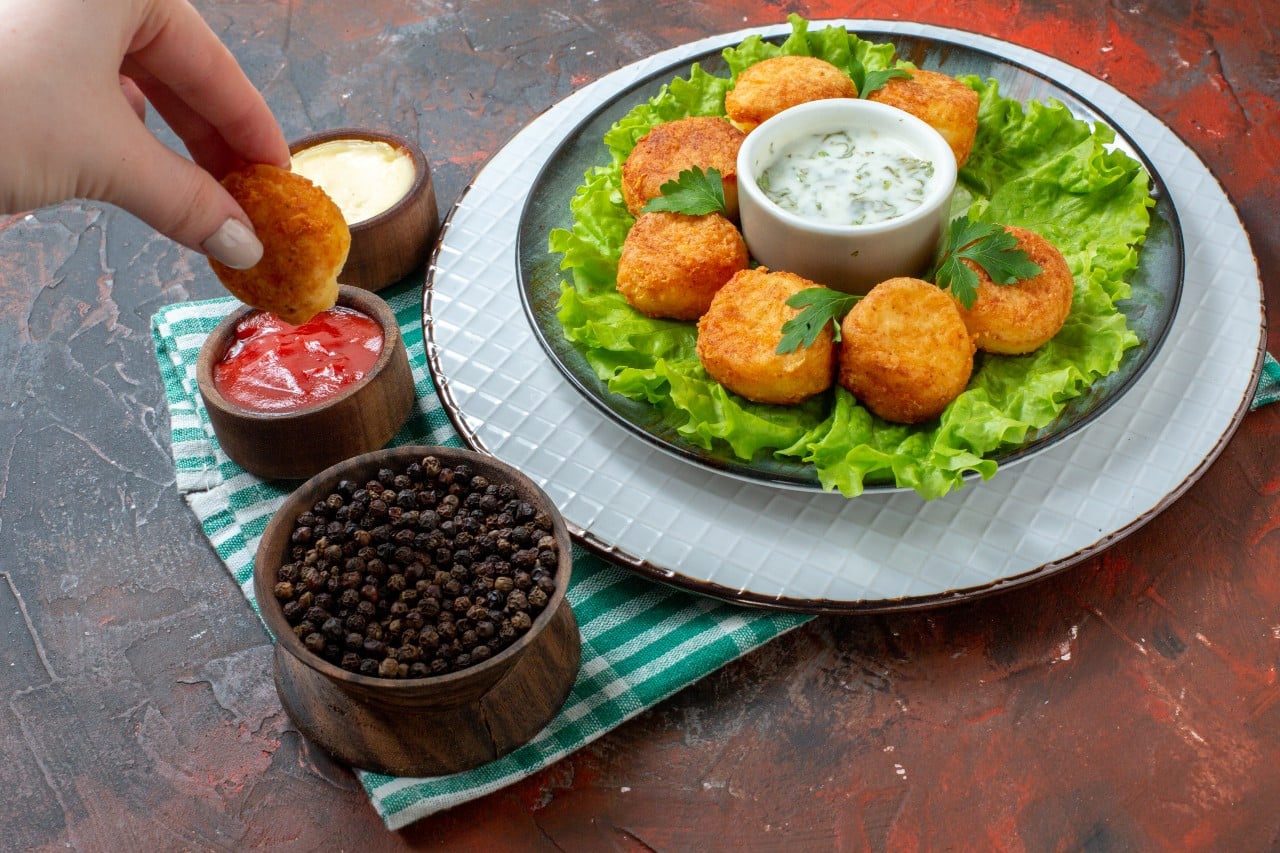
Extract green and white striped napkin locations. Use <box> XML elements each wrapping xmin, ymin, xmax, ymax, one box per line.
<box><xmin>1252</xmin><ymin>352</ymin><xmax>1280</xmax><ymax>410</ymax></box>
<box><xmin>150</xmin><ymin>278</ymin><xmax>809</xmax><ymax>830</ymax></box>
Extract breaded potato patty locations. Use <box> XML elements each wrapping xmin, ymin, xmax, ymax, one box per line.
<box><xmin>868</xmin><ymin>69</ymin><xmax>979</xmax><ymax>167</ymax></box>
<box><xmin>210</xmin><ymin>164</ymin><xmax>350</xmax><ymax>325</ymax></box>
<box><xmin>621</xmin><ymin>116</ymin><xmax>746</xmax><ymax>219</ymax></box>
<box><xmin>955</xmin><ymin>226</ymin><xmax>1075</xmax><ymax>354</ymax></box>
<box><xmin>696</xmin><ymin>267</ymin><xmax>836</xmax><ymax>405</ymax></box>
<box><xmin>616</xmin><ymin>211</ymin><xmax>749</xmax><ymax>320</ymax></box>
<box><xmin>838</xmin><ymin>277</ymin><xmax>975</xmax><ymax>424</ymax></box>
<box><xmin>724</xmin><ymin>55</ymin><xmax>858</xmax><ymax>133</ymax></box>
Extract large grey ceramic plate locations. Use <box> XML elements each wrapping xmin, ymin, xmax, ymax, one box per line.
<box><xmin>515</xmin><ymin>27</ymin><xmax>1184</xmax><ymax>492</ymax></box>
<box><xmin>424</xmin><ymin>20</ymin><xmax>1264</xmax><ymax>612</ymax></box>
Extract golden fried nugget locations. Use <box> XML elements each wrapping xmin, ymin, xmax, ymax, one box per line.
<box><xmin>621</xmin><ymin>116</ymin><xmax>746</xmax><ymax>219</ymax></box>
<box><xmin>955</xmin><ymin>226</ymin><xmax>1074</xmax><ymax>354</ymax></box>
<box><xmin>724</xmin><ymin>55</ymin><xmax>858</xmax><ymax>133</ymax></box>
<box><xmin>868</xmin><ymin>69</ymin><xmax>979</xmax><ymax>167</ymax></box>
<box><xmin>616</xmin><ymin>211</ymin><xmax>748</xmax><ymax>320</ymax></box>
<box><xmin>209</xmin><ymin>164</ymin><xmax>351</xmax><ymax>325</ymax></box>
<box><xmin>838</xmin><ymin>277</ymin><xmax>975</xmax><ymax>424</ymax></box>
<box><xmin>696</xmin><ymin>267</ymin><xmax>836</xmax><ymax>405</ymax></box>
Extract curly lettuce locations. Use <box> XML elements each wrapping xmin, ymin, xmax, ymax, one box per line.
<box><xmin>550</xmin><ymin>15</ymin><xmax>1151</xmax><ymax>500</ymax></box>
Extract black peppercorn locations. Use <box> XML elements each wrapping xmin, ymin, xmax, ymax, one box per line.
<box><xmin>281</xmin><ymin>600</ymin><xmax>304</xmax><ymax>624</ymax></box>
<box><xmin>272</xmin><ymin>454</ymin><xmax>560</xmax><ymax>679</ymax></box>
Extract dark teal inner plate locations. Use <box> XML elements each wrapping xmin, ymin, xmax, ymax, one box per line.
<box><xmin>515</xmin><ymin>29</ymin><xmax>1184</xmax><ymax>493</ymax></box>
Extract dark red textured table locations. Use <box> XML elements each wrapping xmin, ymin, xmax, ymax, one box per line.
<box><xmin>1</xmin><ymin>1</ymin><xmax>1276</xmax><ymax>849</ymax></box>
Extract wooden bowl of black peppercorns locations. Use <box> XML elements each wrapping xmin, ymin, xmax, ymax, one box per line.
<box><xmin>253</xmin><ymin>445</ymin><xmax>580</xmax><ymax>777</ymax></box>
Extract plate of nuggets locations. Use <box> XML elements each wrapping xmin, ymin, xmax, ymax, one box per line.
<box><xmin>516</xmin><ymin>21</ymin><xmax>1182</xmax><ymax>499</ymax></box>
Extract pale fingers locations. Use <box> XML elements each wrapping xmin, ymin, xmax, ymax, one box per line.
<box><xmin>122</xmin><ymin>0</ymin><xmax>289</xmax><ymax>171</ymax></box>
<box><xmin>91</xmin><ymin>95</ymin><xmax>264</xmax><ymax>265</ymax></box>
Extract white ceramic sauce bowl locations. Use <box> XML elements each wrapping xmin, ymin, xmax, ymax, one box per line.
<box><xmin>736</xmin><ymin>98</ymin><xmax>958</xmax><ymax>295</ymax></box>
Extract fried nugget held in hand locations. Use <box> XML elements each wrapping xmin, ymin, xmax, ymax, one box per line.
<box><xmin>868</xmin><ymin>69</ymin><xmax>979</xmax><ymax>167</ymax></box>
<box><xmin>838</xmin><ymin>277</ymin><xmax>975</xmax><ymax>424</ymax></box>
<box><xmin>954</xmin><ymin>226</ymin><xmax>1075</xmax><ymax>355</ymax></box>
<box><xmin>209</xmin><ymin>164</ymin><xmax>350</xmax><ymax>325</ymax></box>
<box><xmin>621</xmin><ymin>117</ymin><xmax>746</xmax><ymax>219</ymax></box>
<box><xmin>724</xmin><ymin>55</ymin><xmax>858</xmax><ymax>133</ymax></box>
<box><xmin>617</xmin><ymin>211</ymin><xmax>748</xmax><ymax>321</ymax></box>
<box><xmin>697</xmin><ymin>268</ymin><xmax>836</xmax><ymax>405</ymax></box>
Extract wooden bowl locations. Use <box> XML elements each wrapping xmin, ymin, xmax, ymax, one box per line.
<box><xmin>289</xmin><ymin>128</ymin><xmax>440</xmax><ymax>292</ymax></box>
<box><xmin>196</xmin><ymin>286</ymin><xmax>416</xmax><ymax>480</ymax></box>
<box><xmin>253</xmin><ymin>446</ymin><xmax>581</xmax><ymax>777</ymax></box>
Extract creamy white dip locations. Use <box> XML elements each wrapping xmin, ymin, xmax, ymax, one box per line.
<box><xmin>757</xmin><ymin>128</ymin><xmax>935</xmax><ymax>227</ymax></box>
<box><xmin>291</xmin><ymin>139</ymin><xmax>416</xmax><ymax>225</ymax></box>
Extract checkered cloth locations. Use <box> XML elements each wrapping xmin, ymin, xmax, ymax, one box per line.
<box><xmin>1252</xmin><ymin>352</ymin><xmax>1280</xmax><ymax>410</ymax></box>
<box><xmin>150</xmin><ymin>278</ymin><xmax>809</xmax><ymax>829</ymax></box>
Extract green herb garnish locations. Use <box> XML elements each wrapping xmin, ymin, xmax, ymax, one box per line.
<box><xmin>776</xmin><ymin>288</ymin><xmax>861</xmax><ymax>354</ymax></box>
<box><xmin>641</xmin><ymin>166</ymin><xmax>727</xmax><ymax>216</ymax></box>
<box><xmin>852</xmin><ymin>59</ymin><xmax>911</xmax><ymax>99</ymax></box>
<box><xmin>932</xmin><ymin>216</ymin><xmax>1043</xmax><ymax>309</ymax></box>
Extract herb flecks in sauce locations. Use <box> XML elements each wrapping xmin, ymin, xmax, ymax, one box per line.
<box><xmin>759</xmin><ymin>129</ymin><xmax>935</xmax><ymax>227</ymax></box>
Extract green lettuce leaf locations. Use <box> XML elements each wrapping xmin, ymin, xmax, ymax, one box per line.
<box><xmin>551</xmin><ymin>17</ymin><xmax>1151</xmax><ymax>500</ymax></box>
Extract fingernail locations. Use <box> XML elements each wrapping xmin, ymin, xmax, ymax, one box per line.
<box><xmin>203</xmin><ymin>218</ymin><xmax>263</xmax><ymax>269</ymax></box>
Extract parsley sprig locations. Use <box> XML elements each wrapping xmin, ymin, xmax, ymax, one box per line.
<box><xmin>851</xmin><ymin>59</ymin><xmax>911</xmax><ymax>99</ymax></box>
<box><xmin>776</xmin><ymin>288</ymin><xmax>860</xmax><ymax>354</ymax></box>
<box><xmin>932</xmin><ymin>217</ymin><xmax>1043</xmax><ymax>309</ymax></box>
<box><xmin>641</xmin><ymin>166</ymin><xmax>728</xmax><ymax>216</ymax></box>
<box><xmin>774</xmin><ymin>217</ymin><xmax>1044</xmax><ymax>353</ymax></box>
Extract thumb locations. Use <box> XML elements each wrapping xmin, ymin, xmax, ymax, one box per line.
<box><xmin>94</xmin><ymin>113</ymin><xmax>265</xmax><ymax>269</ymax></box>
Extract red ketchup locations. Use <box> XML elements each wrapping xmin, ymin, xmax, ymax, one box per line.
<box><xmin>214</xmin><ymin>306</ymin><xmax>384</xmax><ymax>412</ymax></box>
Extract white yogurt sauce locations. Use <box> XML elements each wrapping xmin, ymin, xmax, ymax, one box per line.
<box><xmin>758</xmin><ymin>128</ymin><xmax>936</xmax><ymax>227</ymax></box>
<box><xmin>291</xmin><ymin>139</ymin><xmax>416</xmax><ymax>225</ymax></box>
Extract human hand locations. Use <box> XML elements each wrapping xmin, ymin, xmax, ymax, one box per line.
<box><xmin>0</xmin><ymin>0</ymin><xmax>290</xmax><ymax>268</ymax></box>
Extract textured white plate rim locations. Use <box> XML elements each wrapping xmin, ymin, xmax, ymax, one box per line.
<box><xmin>424</xmin><ymin>20</ymin><xmax>1266</xmax><ymax>614</ymax></box>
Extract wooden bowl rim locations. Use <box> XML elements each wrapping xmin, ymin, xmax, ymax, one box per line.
<box><xmin>196</xmin><ymin>285</ymin><xmax>405</xmax><ymax>421</ymax></box>
<box><xmin>288</xmin><ymin>128</ymin><xmax>432</xmax><ymax>234</ymax></box>
<box><xmin>254</xmin><ymin>445</ymin><xmax>575</xmax><ymax>691</ymax></box>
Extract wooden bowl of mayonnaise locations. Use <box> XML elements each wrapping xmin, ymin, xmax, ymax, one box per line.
<box><xmin>289</xmin><ymin>129</ymin><xmax>440</xmax><ymax>292</ymax></box>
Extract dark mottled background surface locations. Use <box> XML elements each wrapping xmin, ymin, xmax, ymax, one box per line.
<box><xmin>1</xmin><ymin>1</ymin><xmax>1276</xmax><ymax>849</ymax></box>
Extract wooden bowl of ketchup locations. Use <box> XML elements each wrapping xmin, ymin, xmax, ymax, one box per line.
<box><xmin>196</xmin><ymin>286</ymin><xmax>416</xmax><ymax>480</ymax></box>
